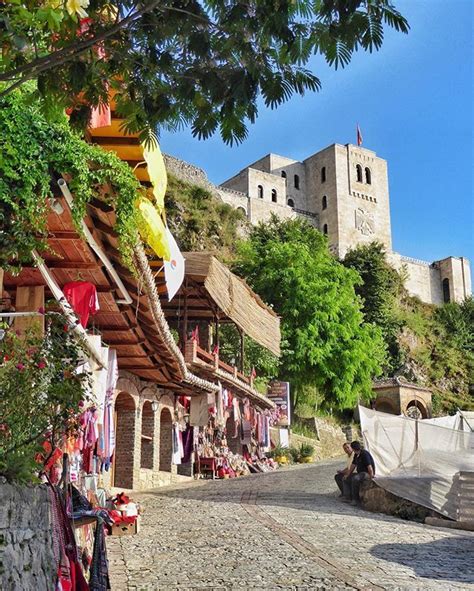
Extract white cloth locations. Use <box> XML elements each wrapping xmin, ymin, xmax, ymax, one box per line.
<box><xmin>164</xmin><ymin>227</ymin><xmax>185</xmax><ymax>301</ymax></box>
<box><xmin>359</xmin><ymin>406</ymin><xmax>474</xmax><ymax>520</ymax></box>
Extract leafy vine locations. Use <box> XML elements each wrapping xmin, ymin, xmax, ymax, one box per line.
<box><xmin>0</xmin><ymin>87</ymin><xmax>144</xmax><ymax>272</ymax></box>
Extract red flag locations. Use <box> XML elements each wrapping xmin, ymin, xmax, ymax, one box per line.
<box><xmin>212</xmin><ymin>343</ymin><xmax>219</xmax><ymax>356</ymax></box>
<box><xmin>191</xmin><ymin>326</ymin><xmax>200</xmax><ymax>344</ymax></box>
<box><xmin>357</xmin><ymin>124</ymin><xmax>363</xmax><ymax>147</ymax></box>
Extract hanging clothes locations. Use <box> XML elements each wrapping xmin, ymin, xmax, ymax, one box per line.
<box><xmin>216</xmin><ymin>383</ymin><xmax>225</xmax><ymax>428</ymax></box>
<box><xmin>241</xmin><ymin>420</ymin><xmax>252</xmax><ymax>445</ymax></box>
<box><xmin>89</xmin><ymin>518</ymin><xmax>110</xmax><ymax>591</ymax></box>
<box><xmin>181</xmin><ymin>425</ymin><xmax>194</xmax><ymax>463</ymax></box>
<box><xmin>63</xmin><ymin>281</ymin><xmax>99</xmax><ymax>328</ymax></box>
<box><xmin>172</xmin><ymin>423</ymin><xmax>182</xmax><ymax>465</ymax></box>
<box><xmin>190</xmin><ymin>395</ymin><xmax>209</xmax><ymax>426</ymax></box>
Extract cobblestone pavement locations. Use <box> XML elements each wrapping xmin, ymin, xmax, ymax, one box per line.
<box><xmin>107</xmin><ymin>459</ymin><xmax>474</xmax><ymax>590</ymax></box>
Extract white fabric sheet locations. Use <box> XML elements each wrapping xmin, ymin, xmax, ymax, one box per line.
<box><xmin>359</xmin><ymin>406</ymin><xmax>474</xmax><ymax>519</ymax></box>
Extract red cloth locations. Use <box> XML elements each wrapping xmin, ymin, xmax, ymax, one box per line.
<box><xmin>63</xmin><ymin>281</ymin><xmax>99</xmax><ymax>327</ymax></box>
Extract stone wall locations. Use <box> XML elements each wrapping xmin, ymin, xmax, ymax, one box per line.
<box><xmin>0</xmin><ymin>482</ymin><xmax>55</xmax><ymax>591</ymax></box>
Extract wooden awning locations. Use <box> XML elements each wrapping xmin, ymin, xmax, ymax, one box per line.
<box><xmin>157</xmin><ymin>252</ymin><xmax>281</xmax><ymax>357</ymax></box>
<box><xmin>2</xmin><ymin>194</ymin><xmax>217</xmax><ymax>395</ymax></box>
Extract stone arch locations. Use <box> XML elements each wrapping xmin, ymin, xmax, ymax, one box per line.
<box><xmin>159</xmin><ymin>407</ymin><xmax>173</xmax><ymax>472</ymax></box>
<box><xmin>257</xmin><ymin>185</ymin><xmax>264</xmax><ymax>199</ymax></box>
<box><xmin>140</xmin><ymin>401</ymin><xmax>154</xmax><ymax>469</ymax></box>
<box><xmin>237</xmin><ymin>206</ymin><xmax>247</xmax><ymax>216</ymax></box>
<box><xmin>287</xmin><ymin>198</ymin><xmax>294</xmax><ymax>208</ymax></box>
<box><xmin>281</xmin><ymin>171</ymin><xmax>287</xmax><ymax>179</ymax></box>
<box><xmin>365</xmin><ymin>167</ymin><xmax>372</xmax><ymax>184</ymax></box>
<box><xmin>226</xmin><ymin>416</ymin><xmax>242</xmax><ymax>456</ymax></box>
<box><xmin>374</xmin><ymin>397</ymin><xmax>398</xmax><ymax>415</ymax></box>
<box><xmin>356</xmin><ymin>164</ymin><xmax>363</xmax><ymax>183</ymax></box>
<box><xmin>405</xmin><ymin>400</ymin><xmax>428</xmax><ymax>420</ymax></box>
<box><xmin>114</xmin><ymin>391</ymin><xmax>137</xmax><ymax>489</ymax></box>
<box><xmin>271</xmin><ymin>189</ymin><xmax>277</xmax><ymax>203</ymax></box>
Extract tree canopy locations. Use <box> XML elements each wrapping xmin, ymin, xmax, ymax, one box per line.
<box><xmin>233</xmin><ymin>216</ymin><xmax>386</xmax><ymax>412</ymax></box>
<box><xmin>343</xmin><ymin>242</ymin><xmax>405</xmax><ymax>373</ymax></box>
<box><xmin>0</xmin><ymin>0</ymin><xmax>408</xmax><ymax>143</ymax></box>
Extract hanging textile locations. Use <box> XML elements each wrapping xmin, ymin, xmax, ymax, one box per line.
<box><xmin>136</xmin><ymin>195</ymin><xmax>170</xmax><ymax>260</ymax></box>
<box><xmin>89</xmin><ymin>518</ymin><xmax>110</xmax><ymax>591</ymax></box>
<box><xmin>142</xmin><ymin>141</ymin><xmax>167</xmax><ymax>212</ymax></box>
<box><xmin>181</xmin><ymin>425</ymin><xmax>194</xmax><ymax>463</ymax></box>
<box><xmin>63</xmin><ymin>281</ymin><xmax>99</xmax><ymax>328</ymax></box>
<box><xmin>216</xmin><ymin>383</ymin><xmax>225</xmax><ymax>428</ymax></box>
<box><xmin>241</xmin><ymin>420</ymin><xmax>252</xmax><ymax>445</ymax></box>
<box><xmin>190</xmin><ymin>395</ymin><xmax>209</xmax><ymax>426</ymax></box>
<box><xmin>172</xmin><ymin>423</ymin><xmax>182</xmax><ymax>465</ymax></box>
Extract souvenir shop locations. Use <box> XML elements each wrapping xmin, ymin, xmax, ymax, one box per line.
<box><xmin>174</xmin><ymin>387</ymin><xmax>278</xmax><ymax>479</ymax></box>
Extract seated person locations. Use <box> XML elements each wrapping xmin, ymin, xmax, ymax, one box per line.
<box><xmin>342</xmin><ymin>441</ymin><xmax>375</xmax><ymax>505</ymax></box>
<box><xmin>334</xmin><ymin>442</ymin><xmax>354</xmax><ymax>496</ymax></box>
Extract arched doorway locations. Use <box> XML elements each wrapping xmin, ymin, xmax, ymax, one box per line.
<box><xmin>141</xmin><ymin>401</ymin><xmax>154</xmax><ymax>470</ymax></box>
<box><xmin>114</xmin><ymin>392</ymin><xmax>136</xmax><ymax>489</ymax></box>
<box><xmin>225</xmin><ymin>416</ymin><xmax>242</xmax><ymax>455</ymax></box>
<box><xmin>405</xmin><ymin>400</ymin><xmax>428</xmax><ymax>420</ymax></box>
<box><xmin>159</xmin><ymin>408</ymin><xmax>173</xmax><ymax>472</ymax></box>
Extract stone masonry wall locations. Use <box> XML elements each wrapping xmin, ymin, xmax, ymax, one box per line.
<box><xmin>0</xmin><ymin>483</ymin><xmax>55</xmax><ymax>591</ymax></box>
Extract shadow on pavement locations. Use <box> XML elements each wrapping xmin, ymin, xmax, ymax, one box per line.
<box><xmin>370</xmin><ymin>536</ymin><xmax>474</xmax><ymax>584</ymax></box>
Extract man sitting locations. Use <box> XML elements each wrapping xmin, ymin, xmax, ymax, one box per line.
<box><xmin>342</xmin><ymin>441</ymin><xmax>375</xmax><ymax>505</ymax></box>
<box><xmin>334</xmin><ymin>442</ymin><xmax>354</xmax><ymax>496</ymax></box>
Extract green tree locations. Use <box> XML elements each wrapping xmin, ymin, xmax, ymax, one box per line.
<box><xmin>233</xmin><ymin>216</ymin><xmax>386</xmax><ymax>412</ymax></box>
<box><xmin>0</xmin><ymin>1</ymin><xmax>408</xmax><ymax>143</ymax></box>
<box><xmin>343</xmin><ymin>242</ymin><xmax>405</xmax><ymax>373</ymax></box>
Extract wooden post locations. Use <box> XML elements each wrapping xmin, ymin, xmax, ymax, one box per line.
<box><xmin>214</xmin><ymin>313</ymin><xmax>219</xmax><ymax>348</ymax></box>
<box><xmin>14</xmin><ymin>286</ymin><xmax>45</xmax><ymax>335</ymax></box>
<box><xmin>239</xmin><ymin>328</ymin><xmax>245</xmax><ymax>373</ymax></box>
<box><xmin>181</xmin><ymin>282</ymin><xmax>188</xmax><ymax>352</ymax></box>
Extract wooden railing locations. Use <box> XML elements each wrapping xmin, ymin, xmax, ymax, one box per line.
<box><xmin>185</xmin><ymin>339</ymin><xmax>252</xmax><ymax>386</ymax></box>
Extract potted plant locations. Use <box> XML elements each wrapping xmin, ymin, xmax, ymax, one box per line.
<box><xmin>298</xmin><ymin>443</ymin><xmax>315</xmax><ymax>463</ymax></box>
<box><xmin>270</xmin><ymin>445</ymin><xmax>291</xmax><ymax>464</ymax></box>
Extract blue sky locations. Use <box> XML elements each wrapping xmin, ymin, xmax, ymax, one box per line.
<box><xmin>162</xmin><ymin>0</ymin><xmax>473</xmax><ymax>263</ymax></box>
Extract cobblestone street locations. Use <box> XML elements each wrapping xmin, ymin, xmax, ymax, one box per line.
<box><xmin>108</xmin><ymin>459</ymin><xmax>474</xmax><ymax>590</ymax></box>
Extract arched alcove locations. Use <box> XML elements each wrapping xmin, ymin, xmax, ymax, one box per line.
<box><xmin>141</xmin><ymin>401</ymin><xmax>154</xmax><ymax>469</ymax></box>
<box><xmin>405</xmin><ymin>400</ymin><xmax>428</xmax><ymax>420</ymax></box>
<box><xmin>159</xmin><ymin>408</ymin><xmax>173</xmax><ymax>472</ymax></box>
<box><xmin>114</xmin><ymin>392</ymin><xmax>136</xmax><ymax>489</ymax></box>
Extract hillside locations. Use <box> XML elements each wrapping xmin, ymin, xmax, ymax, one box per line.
<box><xmin>165</xmin><ymin>175</ymin><xmax>473</xmax><ymax>415</ymax></box>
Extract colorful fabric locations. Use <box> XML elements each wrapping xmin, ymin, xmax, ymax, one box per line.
<box><xmin>63</xmin><ymin>281</ymin><xmax>99</xmax><ymax>327</ymax></box>
<box><xmin>136</xmin><ymin>196</ymin><xmax>170</xmax><ymax>260</ymax></box>
<box><xmin>143</xmin><ymin>142</ymin><xmax>167</xmax><ymax>212</ymax></box>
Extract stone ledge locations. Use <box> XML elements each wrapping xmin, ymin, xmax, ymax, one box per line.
<box><xmin>360</xmin><ymin>479</ymin><xmax>432</xmax><ymax>522</ymax></box>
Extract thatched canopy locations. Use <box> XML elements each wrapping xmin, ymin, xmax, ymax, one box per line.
<box><xmin>160</xmin><ymin>252</ymin><xmax>281</xmax><ymax>357</ymax></box>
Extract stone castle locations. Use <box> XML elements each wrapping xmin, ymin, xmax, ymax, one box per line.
<box><xmin>164</xmin><ymin>144</ymin><xmax>471</xmax><ymax>305</ymax></box>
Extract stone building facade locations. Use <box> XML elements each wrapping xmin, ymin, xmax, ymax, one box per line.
<box><xmin>218</xmin><ymin>144</ymin><xmax>471</xmax><ymax>305</ymax></box>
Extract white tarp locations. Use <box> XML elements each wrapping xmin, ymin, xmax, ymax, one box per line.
<box><xmin>424</xmin><ymin>410</ymin><xmax>474</xmax><ymax>432</ymax></box>
<box><xmin>359</xmin><ymin>406</ymin><xmax>474</xmax><ymax>519</ymax></box>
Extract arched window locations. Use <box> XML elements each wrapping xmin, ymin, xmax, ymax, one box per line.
<box><xmin>321</xmin><ymin>167</ymin><xmax>326</xmax><ymax>183</ymax></box>
<box><xmin>237</xmin><ymin>206</ymin><xmax>246</xmax><ymax>217</ymax></box>
<box><xmin>271</xmin><ymin>189</ymin><xmax>277</xmax><ymax>203</ymax></box>
<box><xmin>294</xmin><ymin>174</ymin><xmax>300</xmax><ymax>190</ymax></box>
<box><xmin>356</xmin><ymin>164</ymin><xmax>363</xmax><ymax>183</ymax></box>
<box><xmin>281</xmin><ymin>171</ymin><xmax>287</xmax><ymax>179</ymax></box>
<box><xmin>442</xmin><ymin>278</ymin><xmax>450</xmax><ymax>303</ymax></box>
<box><xmin>257</xmin><ymin>185</ymin><xmax>263</xmax><ymax>199</ymax></box>
<box><xmin>287</xmin><ymin>198</ymin><xmax>294</xmax><ymax>208</ymax></box>
<box><xmin>365</xmin><ymin>167</ymin><xmax>371</xmax><ymax>184</ymax></box>
<box><xmin>323</xmin><ymin>224</ymin><xmax>328</xmax><ymax>235</ymax></box>
<box><xmin>322</xmin><ymin>195</ymin><xmax>327</xmax><ymax>210</ymax></box>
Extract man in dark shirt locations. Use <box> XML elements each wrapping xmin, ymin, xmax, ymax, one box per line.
<box><xmin>342</xmin><ymin>441</ymin><xmax>375</xmax><ymax>505</ymax></box>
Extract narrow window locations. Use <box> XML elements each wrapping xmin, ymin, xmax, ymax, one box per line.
<box><xmin>321</xmin><ymin>167</ymin><xmax>326</xmax><ymax>183</ymax></box>
<box><xmin>294</xmin><ymin>174</ymin><xmax>300</xmax><ymax>190</ymax></box>
<box><xmin>281</xmin><ymin>171</ymin><xmax>287</xmax><ymax>179</ymax></box>
<box><xmin>365</xmin><ymin>167</ymin><xmax>371</xmax><ymax>184</ymax></box>
<box><xmin>287</xmin><ymin>198</ymin><xmax>294</xmax><ymax>208</ymax></box>
<box><xmin>271</xmin><ymin>189</ymin><xmax>277</xmax><ymax>203</ymax></box>
<box><xmin>323</xmin><ymin>224</ymin><xmax>328</xmax><ymax>235</ymax></box>
<box><xmin>442</xmin><ymin>278</ymin><xmax>450</xmax><ymax>303</ymax></box>
<box><xmin>322</xmin><ymin>195</ymin><xmax>327</xmax><ymax>210</ymax></box>
<box><xmin>258</xmin><ymin>185</ymin><xmax>263</xmax><ymax>199</ymax></box>
<box><xmin>356</xmin><ymin>164</ymin><xmax>363</xmax><ymax>183</ymax></box>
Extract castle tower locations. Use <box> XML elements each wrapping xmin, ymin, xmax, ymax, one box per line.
<box><xmin>303</xmin><ymin>144</ymin><xmax>392</xmax><ymax>258</ymax></box>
